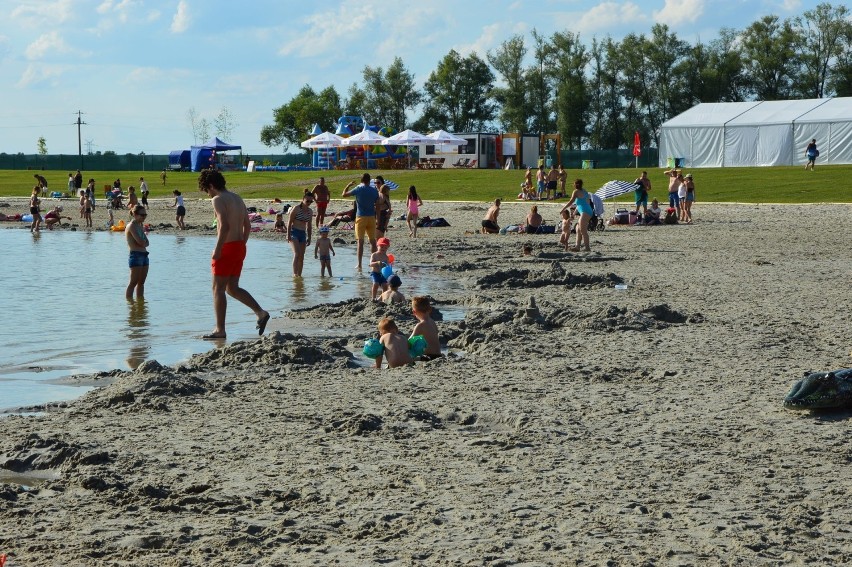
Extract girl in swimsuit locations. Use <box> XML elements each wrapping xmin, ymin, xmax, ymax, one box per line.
<box><xmin>375</xmin><ymin>182</ymin><xmax>392</xmax><ymax>240</ymax></box>
<box><xmin>29</xmin><ymin>186</ymin><xmax>42</xmax><ymax>232</ymax></box>
<box><xmin>287</xmin><ymin>193</ymin><xmax>314</xmax><ymax>277</ymax></box>
<box><xmin>406</xmin><ymin>185</ymin><xmax>423</xmax><ymax>238</ymax></box>
<box><xmin>561</xmin><ymin>179</ymin><xmax>593</xmax><ymax>252</ymax></box>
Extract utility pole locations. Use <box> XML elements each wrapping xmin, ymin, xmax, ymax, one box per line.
<box><xmin>75</xmin><ymin>111</ymin><xmax>86</xmax><ymax>169</ymax></box>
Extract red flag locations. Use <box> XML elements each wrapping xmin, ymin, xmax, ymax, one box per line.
<box><xmin>632</xmin><ymin>131</ymin><xmax>641</xmax><ymax>157</ymax></box>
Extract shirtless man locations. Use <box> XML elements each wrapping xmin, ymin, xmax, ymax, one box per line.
<box><xmin>198</xmin><ymin>169</ymin><xmax>270</xmax><ymax>340</ymax></box>
<box><xmin>546</xmin><ymin>165</ymin><xmax>559</xmax><ymax>200</ymax></box>
<box><xmin>481</xmin><ymin>198</ymin><xmax>501</xmax><ymax>234</ymax></box>
<box><xmin>311</xmin><ymin>177</ymin><xmax>330</xmax><ymax>228</ymax></box>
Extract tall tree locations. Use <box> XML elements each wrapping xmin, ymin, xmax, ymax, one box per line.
<box><xmin>586</xmin><ymin>37</ymin><xmax>624</xmax><ymax>150</ymax></box>
<box><xmin>346</xmin><ymin>58</ymin><xmax>420</xmax><ymax>130</ymax></box>
<box><xmin>260</xmin><ymin>85</ymin><xmax>342</xmax><ymax>151</ymax></box>
<box><xmin>791</xmin><ymin>2</ymin><xmax>852</xmax><ymax>98</ymax></box>
<box><xmin>214</xmin><ymin>107</ymin><xmax>238</xmax><ymax>142</ymax></box>
<box><xmin>740</xmin><ymin>15</ymin><xmax>798</xmax><ymax>100</ymax></box>
<box><xmin>37</xmin><ymin>136</ymin><xmax>47</xmax><ymax>156</ymax></box>
<box><xmin>528</xmin><ymin>29</ymin><xmax>554</xmax><ymax>135</ymax></box>
<box><xmin>487</xmin><ymin>35</ymin><xmax>532</xmax><ymax>133</ymax></box>
<box><xmin>642</xmin><ymin>25</ymin><xmax>691</xmax><ymax>147</ymax></box>
<box><xmin>828</xmin><ymin>23</ymin><xmax>852</xmax><ymax>96</ymax></box>
<box><xmin>549</xmin><ymin>30</ymin><xmax>590</xmax><ymax>149</ymax></box>
<box><xmin>418</xmin><ymin>50</ymin><xmax>495</xmax><ymax>132</ymax></box>
<box><xmin>699</xmin><ymin>29</ymin><xmax>750</xmax><ymax>102</ymax></box>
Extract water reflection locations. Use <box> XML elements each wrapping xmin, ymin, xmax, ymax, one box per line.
<box><xmin>125</xmin><ymin>298</ymin><xmax>150</xmax><ymax>370</ymax></box>
<box><xmin>291</xmin><ymin>275</ymin><xmax>307</xmax><ymax>302</ymax></box>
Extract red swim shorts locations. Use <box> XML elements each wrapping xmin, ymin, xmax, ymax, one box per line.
<box><xmin>211</xmin><ymin>240</ymin><xmax>246</xmax><ymax>277</ymax></box>
<box><xmin>316</xmin><ymin>201</ymin><xmax>329</xmax><ymax>214</ymax></box>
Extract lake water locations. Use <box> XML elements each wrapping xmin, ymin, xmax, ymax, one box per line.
<box><xmin>0</xmin><ymin>228</ymin><xmax>453</xmax><ymax>412</ymax></box>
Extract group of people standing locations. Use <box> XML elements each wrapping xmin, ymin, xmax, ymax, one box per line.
<box><xmin>521</xmin><ymin>164</ymin><xmax>568</xmax><ymax>200</ymax></box>
<box><xmin>662</xmin><ymin>168</ymin><xmax>695</xmax><ymax>223</ymax></box>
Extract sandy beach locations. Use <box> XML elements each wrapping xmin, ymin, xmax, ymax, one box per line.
<box><xmin>2</xmin><ymin>194</ymin><xmax>852</xmax><ymax>565</ymax></box>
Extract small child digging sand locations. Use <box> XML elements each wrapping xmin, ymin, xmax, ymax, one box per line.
<box><xmin>380</xmin><ymin>274</ymin><xmax>405</xmax><ymax>304</ymax></box>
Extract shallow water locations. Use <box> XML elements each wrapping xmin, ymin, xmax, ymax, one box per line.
<box><xmin>0</xmin><ymin>229</ymin><xmax>451</xmax><ymax>411</ymax></box>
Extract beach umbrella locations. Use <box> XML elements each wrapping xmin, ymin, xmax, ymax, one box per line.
<box><xmin>594</xmin><ymin>180</ymin><xmax>641</xmax><ymax>201</ymax></box>
<box><xmin>309</xmin><ymin>123</ymin><xmax>323</xmax><ymax>136</ymax></box>
<box><xmin>300</xmin><ymin>132</ymin><xmax>345</xmax><ymax>170</ymax></box>
<box><xmin>370</xmin><ymin>179</ymin><xmax>399</xmax><ymax>191</ymax></box>
<box><xmin>382</xmin><ymin>129</ymin><xmax>430</xmax><ymax>168</ymax></box>
<box><xmin>426</xmin><ymin>129</ymin><xmax>467</xmax><ymax>145</ymax></box>
<box><xmin>342</xmin><ymin>128</ymin><xmax>388</xmax><ymax>146</ymax></box>
<box><xmin>382</xmin><ymin>129</ymin><xmax>431</xmax><ymax>145</ymax></box>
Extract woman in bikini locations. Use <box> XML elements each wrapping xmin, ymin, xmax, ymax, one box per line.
<box><xmin>406</xmin><ymin>185</ymin><xmax>423</xmax><ymax>237</ymax></box>
<box><xmin>287</xmin><ymin>192</ymin><xmax>314</xmax><ymax>277</ymax></box>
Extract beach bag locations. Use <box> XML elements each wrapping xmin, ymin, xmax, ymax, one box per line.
<box><xmin>610</xmin><ymin>208</ymin><xmax>630</xmax><ymax>225</ymax></box>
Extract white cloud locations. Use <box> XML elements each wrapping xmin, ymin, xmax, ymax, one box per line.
<box><xmin>11</xmin><ymin>0</ymin><xmax>74</xmax><ymax>24</ymax></box>
<box><xmin>568</xmin><ymin>2</ymin><xmax>648</xmax><ymax>33</ymax></box>
<box><xmin>16</xmin><ymin>63</ymin><xmax>65</xmax><ymax>88</ymax></box>
<box><xmin>26</xmin><ymin>31</ymin><xmax>71</xmax><ymax>60</ymax></box>
<box><xmin>96</xmin><ymin>0</ymin><xmax>140</xmax><ymax>23</ymax></box>
<box><xmin>171</xmin><ymin>1</ymin><xmax>190</xmax><ymax>33</ymax></box>
<box><xmin>780</xmin><ymin>0</ymin><xmax>802</xmax><ymax>12</ymax></box>
<box><xmin>454</xmin><ymin>23</ymin><xmax>506</xmax><ymax>58</ymax></box>
<box><xmin>653</xmin><ymin>0</ymin><xmax>705</xmax><ymax>26</ymax></box>
<box><xmin>278</xmin><ymin>1</ymin><xmax>379</xmax><ymax>58</ymax></box>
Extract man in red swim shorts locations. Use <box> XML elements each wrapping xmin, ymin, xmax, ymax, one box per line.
<box><xmin>199</xmin><ymin>169</ymin><xmax>270</xmax><ymax>340</ymax></box>
<box><xmin>311</xmin><ymin>176</ymin><xmax>330</xmax><ymax>228</ymax></box>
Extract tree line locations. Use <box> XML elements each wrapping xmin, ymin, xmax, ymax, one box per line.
<box><xmin>260</xmin><ymin>3</ymin><xmax>851</xmax><ymax>152</ymax></box>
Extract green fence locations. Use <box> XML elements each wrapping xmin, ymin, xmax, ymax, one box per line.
<box><xmin>0</xmin><ymin>153</ymin><xmax>311</xmax><ymax>171</ymax></box>
<box><xmin>558</xmin><ymin>148</ymin><xmax>659</xmax><ymax>169</ymax></box>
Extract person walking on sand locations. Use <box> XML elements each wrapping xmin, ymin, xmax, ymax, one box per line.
<box><xmin>34</xmin><ymin>173</ymin><xmax>48</xmax><ymax>197</ymax></box>
<box><xmin>561</xmin><ymin>179</ymin><xmax>593</xmax><ymax>252</ymax></box>
<box><xmin>287</xmin><ymin>192</ymin><xmax>314</xmax><ymax>277</ymax></box>
<box><xmin>126</xmin><ymin>186</ymin><xmax>138</xmax><ymax>218</ymax></box>
<box><xmin>311</xmin><ymin>176</ymin><xmax>330</xmax><ymax>228</ymax></box>
<box><xmin>198</xmin><ymin>170</ymin><xmax>270</xmax><ymax>340</ymax></box>
<box><xmin>126</xmin><ymin>205</ymin><xmax>150</xmax><ymax>299</ymax></box>
<box><xmin>171</xmin><ymin>190</ymin><xmax>186</xmax><ymax>230</ymax></box>
<box><xmin>342</xmin><ymin>173</ymin><xmax>379</xmax><ymax>271</ymax></box>
<box><xmin>805</xmin><ymin>139</ymin><xmax>818</xmax><ymax>171</ymax></box>
<box><xmin>139</xmin><ymin>177</ymin><xmax>149</xmax><ymax>208</ymax></box>
<box><xmin>406</xmin><ymin>185</ymin><xmax>423</xmax><ymax>237</ymax></box>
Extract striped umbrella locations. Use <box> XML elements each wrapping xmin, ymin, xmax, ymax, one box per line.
<box><xmin>594</xmin><ymin>180</ymin><xmax>641</xmax><ymax>200</ymax></box>
<box><xmin>371</xmin><ymin>179</ymin><xmax>399</xmax><ymax>191</ymax></box>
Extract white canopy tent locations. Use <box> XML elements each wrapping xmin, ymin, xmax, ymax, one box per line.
<box><xmin>659</xmin><ymin>97</ymin><xmax>852</xmax><ymax>168</ymax></box>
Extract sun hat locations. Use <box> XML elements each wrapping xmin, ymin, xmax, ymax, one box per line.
<box><xmin>377</xmin><ymin>237</ymin><xmax>390</xmax><ymax>248</ymax></box>
<box><xmin>685</xmin><ymin>173</ymin><xmax>693</xmax><ymax>179</ymax></box>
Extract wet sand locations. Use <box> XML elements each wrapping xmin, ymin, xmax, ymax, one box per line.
<box><xmin>2</xmin><ymin>195</ymin><xmax>852</xmax><ymax>565</ymax></box>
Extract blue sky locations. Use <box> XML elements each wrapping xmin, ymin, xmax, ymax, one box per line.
<box><xmin>0</xmin><ymin>0</ymin><xmax>819</xmax><ymax>156</ymax></box>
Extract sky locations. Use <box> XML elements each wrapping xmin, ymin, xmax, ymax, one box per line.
<box><xmin>0</xmin><ymin>0</ymin><xmax>821</xmax><ymax>156</ymax></box>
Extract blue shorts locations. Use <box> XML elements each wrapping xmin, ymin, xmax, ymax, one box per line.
<box><xmin>370</xmin><ymin>272</ymin><xmax>387</xmax><ymax>285</ymax></box>
<box><xmin>686</xmin><ymin>193</ymin><xmax>695</xmax><ymax>202</ymax></box>
<box><xmin>669</xmin><ymin>193</ymin><xmax>680</xmax><ymax>209</ymax></box>
<box><xmin>319</xmin><ymin>255</ymin><xmax>331</xmax><ymax>262</ymax></box>
<box><xmin>129</xmin><ymin>250</ymin><xmax>149</xmax><ymax>268</ymax></box>
<box><xmin>290</xmin><ymin>227</ymin><xmax>307</xmax><ymax>243</ymax></box>
<box><xmin>634</xmin><ymin>193</ymin><xmax>648</xmax><ymax>207</ymax></box>
<box><xmin>537</xmin><ymin>181</ymin><xmax>545</xmax><ymax>194</ymax></box>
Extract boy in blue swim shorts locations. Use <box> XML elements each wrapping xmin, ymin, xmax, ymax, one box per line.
<box><xmin>368</xmin><ymin>236</ymin><xmax>391</xmax><ymax>301</ymax></box>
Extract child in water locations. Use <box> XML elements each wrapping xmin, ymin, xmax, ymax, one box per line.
<box><xmin>380</xmin><ymin>274</ymin><xmax>405</xmax><ymax>304</ymax></box>
<box><xmin>410</xmin><ymin>296</ymin><xmax>441</xmax><ymax>361</ymax></box>
<box><xmin>376</xmin><ymin>317</ymin><xmax>413</xmax><ymax>369</ymax></box>
<box><xmin>368</xmin><ymin>237</ymin><xmax>391</xmax><ymax>301</ymax></box>
<box><xmin>314</xmin><ymin>226</ymin><xmax>336</xmax><ymax>276</ymax></box>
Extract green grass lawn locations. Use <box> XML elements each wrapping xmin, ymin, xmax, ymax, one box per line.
<box><xmin>3</xmin><ymin>164</ymin><xmax>851</xmax><ymax>204</ymax></box>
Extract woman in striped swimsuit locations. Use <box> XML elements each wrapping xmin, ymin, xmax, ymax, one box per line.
<box><xmin>287</xmin><ymin>192</ymin><xmax>314</xmax><ymax>276</ymax></box>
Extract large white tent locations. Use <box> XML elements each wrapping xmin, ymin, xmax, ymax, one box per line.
<box><xmin>659</xmin><ymin>97</ymin><xmax>852</xmax><ymax>168</ymax></box>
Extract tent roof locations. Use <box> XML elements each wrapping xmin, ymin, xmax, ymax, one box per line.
<box><xmin>726</xmin><ymin>98</ymin><xmax>830</xmax><ymax>126</ymax></box>
<box><xmin>193</xmin><ymin>137</ymin><xmax>241</xmax><ymax>150</ymax></box>
<box><xmin>795</xmin><ymin>97</ymin><xmax>852</xmax><ymax>123</ymax></box>
<box><xmin>662</xmin><ymin>101</ymin><xmax>762</xmax><ymax>127</ymax></box>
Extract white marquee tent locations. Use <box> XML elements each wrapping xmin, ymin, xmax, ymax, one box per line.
<box><xmin>659</xmin><ymin>97</ymin><xmax>852</xmax><ymax>168</ymax></box>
